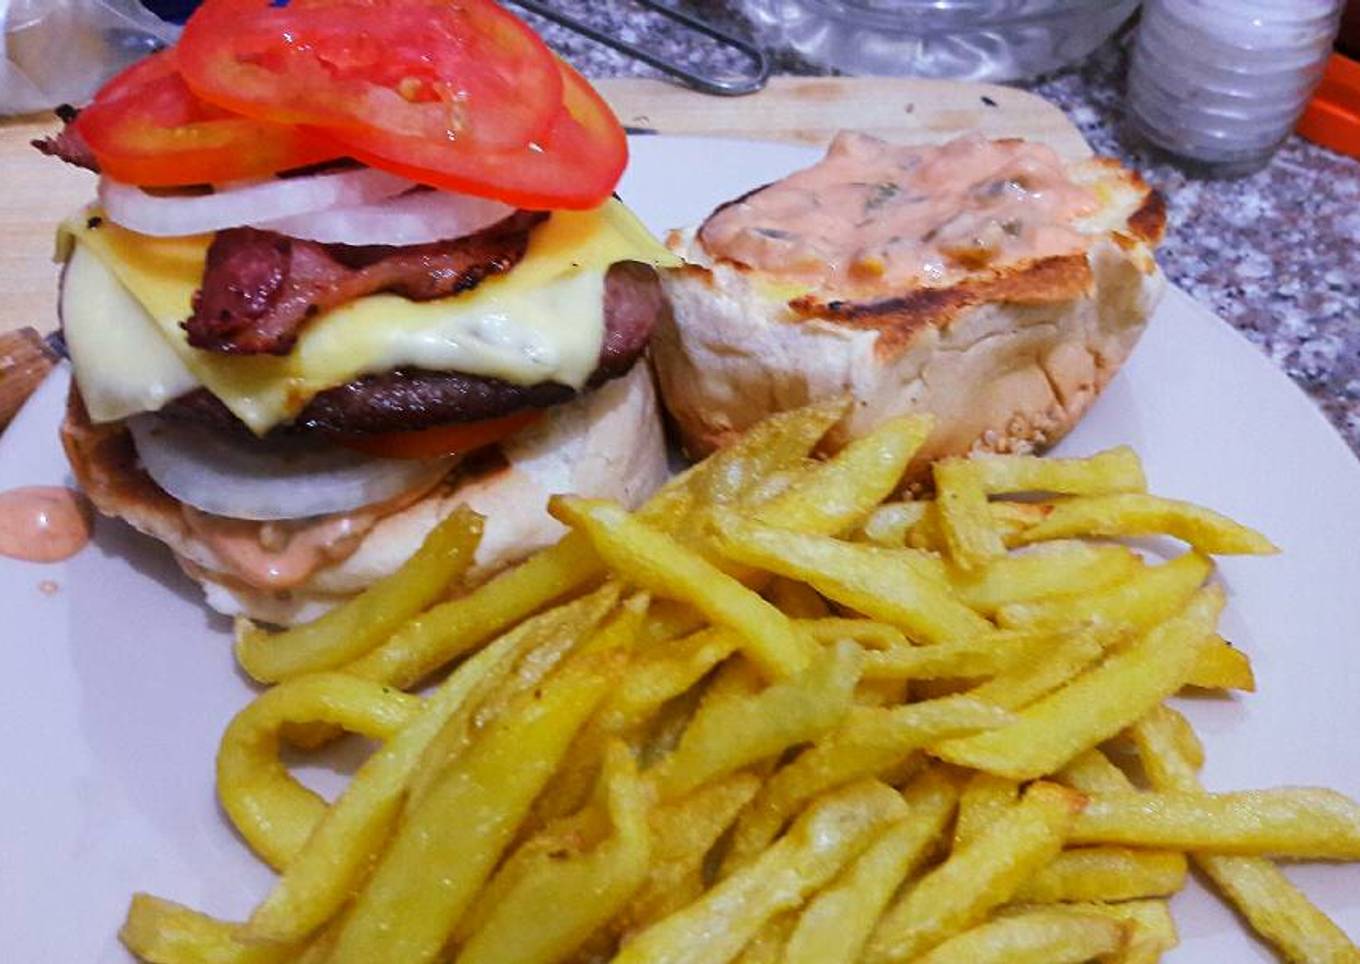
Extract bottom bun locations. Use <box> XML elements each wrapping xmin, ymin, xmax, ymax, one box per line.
<box><xmin>64</xmin><ymin>364</ymin><xmax>668</xmax><ymax>626</ymax></box>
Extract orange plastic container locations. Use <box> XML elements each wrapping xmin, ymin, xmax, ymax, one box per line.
<box><xmin>1298</xmin><ymin>52</ymin><xmax>1360</xmax><ymax>158</ymax></box>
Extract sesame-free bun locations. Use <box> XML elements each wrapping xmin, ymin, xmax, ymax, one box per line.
<box><xmin>62</xmin><ymin>364</ymin><xmax>667</xmax><ymax>626</ymax></box>
<box><xmin>652</xmin><ymin>144</ymin><xmax>1167</xmax><ymax>473</ymax></box>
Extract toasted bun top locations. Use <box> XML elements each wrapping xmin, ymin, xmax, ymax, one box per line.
<box><xmin>651</xmin><ymin>142</ymin><xmax>1165</xmax><ymax>468</ymax></box>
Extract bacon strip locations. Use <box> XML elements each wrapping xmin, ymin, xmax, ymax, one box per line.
<box><xmin>184</xmin><ymin>210</ymin><xmax>548</xmax><ymax>355</ymax></box>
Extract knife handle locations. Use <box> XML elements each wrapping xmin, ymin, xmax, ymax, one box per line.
<box><xmin>0</xmin><ymin>327</ymin><xmax>58</xmax><ymax>433</ymax></box>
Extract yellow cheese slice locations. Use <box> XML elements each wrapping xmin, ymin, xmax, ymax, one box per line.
<box><xmin>63</xmin><ymin>244</ymin><xmax>200</xmax><ymax>423</ymax></box>
<box><xmin>65</xmin><ymin>200</ymin><xmax>678</xmax><ymax>434</ymax></box>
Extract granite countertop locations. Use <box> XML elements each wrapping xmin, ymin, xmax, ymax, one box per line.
<box><xmin>522</xmin><ymin>1</ymin><xmax>1360</xmax><ymax>455</ymax></box>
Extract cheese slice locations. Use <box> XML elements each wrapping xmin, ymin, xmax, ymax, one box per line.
<box><xmin>64</xmin><ymin>200</ymin><xmax>678</xmax><ymax>434</ymax></box>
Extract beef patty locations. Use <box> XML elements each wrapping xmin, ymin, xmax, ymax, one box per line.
<box><xmin>159</xmin><ymin>260</ymin><xmax>666</xmax><ymax>437</ymax></box>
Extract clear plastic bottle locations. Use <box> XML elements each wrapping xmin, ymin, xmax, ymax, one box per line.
<box><xmin>1128</xmin><ymin>0</ymin><xmax>1344</xmax><ymax>176</ymax></box>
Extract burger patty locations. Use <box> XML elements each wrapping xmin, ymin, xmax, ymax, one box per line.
<box><xmin>186</xmin><ymin>210</ymin><xmax>548</xmax><ymax>355</ymax></box>
<box><xmin>159</xmin><ymin>260</ymin><xmax>666</xmax><ymax>436</ymax></box>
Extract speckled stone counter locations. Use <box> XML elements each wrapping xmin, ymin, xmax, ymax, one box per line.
<box><xmin>522</xmin><ymin>2</ymin><xmax>1360</xmax><ymax>455</ymax></box>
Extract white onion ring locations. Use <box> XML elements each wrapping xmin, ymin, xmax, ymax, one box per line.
<box><xmin>99</xmin><ymin>168</ymin><xmax>415</xmax><ymax>238</ymax></box>
<box><xmin>253</xmin><ymin>188</ymin><xmax>517</xmax><ymax>246</ymax></box>
<box><xmin>127</xmin><ymin>415</ymin><xmax>455</xmax><ymax>521</ymax></box>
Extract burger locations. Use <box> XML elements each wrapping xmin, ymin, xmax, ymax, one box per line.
<box><xmin>40</xmin><ymin>0</ymin><xmax>675</xmax><ymax>624</ymax></box>
<box><xmin>651</xmin><ymin>131</ymin><xmax>1166</xmax><ymax>474</ymax></box>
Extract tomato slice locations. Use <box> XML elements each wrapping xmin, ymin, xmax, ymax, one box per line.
<box><xmin>73</xmin><ymin>50</ymin><xmax>342</xmax><ymax>186</ymax></box>
<box><xmin>337</xmin><ymin>409</ymin><xmax>543</xmax><ymax>460</ymax></box>
<box><xmin>177</xmin><ymin>0</ymin><xmax>562</xmax><ymax>153</ymax></box>
<box><xmin>336</xmin><ymin>58</ymin><xmax>628</xmax><ymax>210</ymax></box>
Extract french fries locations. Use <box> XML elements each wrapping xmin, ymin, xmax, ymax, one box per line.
<box><xmin>456</xmin><ymin>743</ymin><xmax>651</xmax><ymax>964</ymax></box>
<box><xmin>707</xmin><ymin>512</ymin><xmax>992</xmax><ymax>645</ymax></box>
<box><xmin>968</xmin><ymin>445</ymin><xmax>1147</xmax><ymax>496</ymax></box>
<box><xmin>551</xmin><ymin>496</ymin><xmax>815</xmax><ymax>679</ymax></box>
<box><xmin>863</xmin><ymin>781</ymin><xmax>1084</xmax><ymax>963</ymax></box>
<box><xmin>782</xmin><ymin>767</ymin><xmax>959</xmax><ymax>964</ymax></box>
<box><xmin>1131</xmin><ymin>705</ymin><xmax>1360</xmax><ymax>962</ymax></box>
<box><xmin>615</xmin><ymin>780</ymin><xmax>907</xmax><ymax>964</ymax></box>
<box><xmin>1008</xmin><ymin>492</ymin><xmax>1279</xmax><ymax>554</ymax></box>
<box><xmin>1071</xmin><ymin>788</ymin><xmax>1360</xmax><ymax>858</ymax></box>
<box><xmin>120</xmin><ymin>400</ymin><xmax>1358</xmax><ymax>964</ymax></box>
<box><xmin>933</xmin><ymin>587</ymin><xmax>1222</xmax><ymax>779</ymax></box>
<box><xmin>911</xmin><ymin>907</ymin><xmax>1128</xmax><ymax>963</ymax></box>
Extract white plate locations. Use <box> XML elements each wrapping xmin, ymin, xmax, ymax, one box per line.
<box><xmin>2</xmin><ymin>137</ymin><xmax>1358</xmax><ymax>961</ymax></box>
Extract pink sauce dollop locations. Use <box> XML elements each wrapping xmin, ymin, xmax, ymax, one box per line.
<box><xmin>0</xmin><ymin>486</ymin><xmax>93</xmax><ymax>563</ymax></box>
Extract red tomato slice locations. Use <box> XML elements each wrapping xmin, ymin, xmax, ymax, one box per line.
<box><xmin>335</xmin><ymin>58</ymin><xmax>629</xmax><ymax>210</ymax></box>
<box><xmin>177</xmin><ymin>0</ymin><xmax>562</xmax><ymax>153</ymax></box>
<box><xmin>73</xmin><ymin>50</ymin><xmax>342</xmax><ymax>186</ymax></box>
<box><xmin>337</xmin><ymin>409</ymin><xmax>543</xmax><ymax>460</ymax></box>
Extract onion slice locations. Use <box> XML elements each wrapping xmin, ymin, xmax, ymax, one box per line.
<box><xmin>128</xmin><ymin>415</ymin><xmax>454</xmax><ymax>521</ymax></box>
<box><xmin>253</xmin><ymin>188</ymin><xmax>518</xmax><ymax>246</ymax></box>
<box><xmin>99</xmin><ymin>167</ymin><xmax>414</xmax><ymax>238</ymax></box>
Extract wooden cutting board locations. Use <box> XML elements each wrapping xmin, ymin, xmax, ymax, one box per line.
<box><xmin>0</xmin><ymin>76</ymin><xmax>1088</xmax><ymax>427</ymax></box>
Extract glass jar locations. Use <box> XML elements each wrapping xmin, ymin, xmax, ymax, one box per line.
<box><xmin>1128</xmin><ymin>0</ymin><xmax>1345</xmax><ymax>176</ymax></box>
<box><xmin>738</xmin><ymin>0</ymin><xmax>1139</xmax><ymax>82</ymax></box>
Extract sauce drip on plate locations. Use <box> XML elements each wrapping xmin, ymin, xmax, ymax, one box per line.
<box><xmin>699</xmin><ymin>131</ymin><xmax>1098</xmax><ymax>294</ymax></box>
<box><xmin>0</xmin><ymin>486</ymin><xmax>93</xmax><ymax>562</ymax></box>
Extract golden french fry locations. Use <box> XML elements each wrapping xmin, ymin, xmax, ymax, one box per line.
<box><xmin>122</xmin><ymin>894</ymin><xmax>298</xmax><ymax>964</ymax></box>
<box><xmin>620</xmin><ymin>774</ymin><xmax>762</xmax><ymax>934</ymax></box>
<box><xmin>948</xmin><ymin>541</ymin><xmax>1142</xmax><ymax>614</ymax></box>
<box><xmin>911</xmin><ymin>907</ymin><xmax>1128</xmax><ymax>964</ymax></box>
<box><xmin>864</xmin><ymin>781</ymin><xmax>1085</xmax><ymax>963</ymax></box>
<box><xmin>1186</xmin><ymin>637</ymin><xmax>1255</xmax><ymax>692</ymax></box>
<box><xmin>1131</xmin><ymin>706</ymin><xmax>1360</xmax><ymax>961</ymax></box>
<box><xmin>782</xmin><ymin>768</ymin><xmax>959</xmax><ymax>964</ymax></box>
<box><xmin>685</xmin><ymin>396</ymin><xmax>850</xmax><ymax>508</ymax></box>
<box><xmin>1055</xmin><ymin>747</ymin><xmax>1134</xmax><ymax>793</ymax></box>
<box><xmin>706</xmin><ymin>511</ymin><xmax>992</xmax><ymax>646</ymax></box>
<box><xmin>733</xmin><ymin>913</ymin><xmax>797</xmax><ymax>964</ymax></box>
<box><xmin>650</xmin><ymin>640</ymin><xmax>862</xmax><ymax>799</ymax></box>
<box><xmin>996</xmin><ymin>550</ymin><xmax>1211</xmax><ymax>634</ymax></box>
<box><xmin>862</xmin><ymin>629</ymin><xmax>1052</xmax><ymax>682</ymax></box>
<box><xmin>858</xmin><ymin>501</ymin><xmax>930</xmax><ymax>547</ymax></box>
<box><xmin>552</xmin><ymin>496</ymin><xmax>815</xmax><ymax>679</ymax></box>
<box><xmin>969</xmin><ymin>446</ymin><xmax>1146</xmax><ymax>496</ymax></box>
<box><xmin>905</xmin><ymin>501</ymin><xmax>1051</xmax><ymax>553</ymax></box>
<box><xmin>235</xmin><ymin>505</ymin><xmax>482</xmax><ymax>683</ymax></box>
<box><xmin>1009</xmin><ymin>492</ymin><xmax>1278</xmax><ymax>555</ymax></box>
<box><xmin>615</xmin><ymin>780</ymin><xmax>909</xmax><ymax>964</ymax></box>
<box><xmin>726</xmin><ymin>696</ymin><xmax>1012</xmax><ymax>871</ymax></box>
<box><xmin>216</xmin><ymin>673</ymin><xmax>423</xmax><ymax>870</ymax></box>
<box><xmin>343</xmin><ymin>528</ymin><xmax>605</xmax><ymax>691</ymax></box>
<box><xmin>245</xmin><ymin>594</ymin><xmax>619</xmax><ymax>944</ymax></box>
<box><xmin>1048</xmin><ymin>900</ymin><xmax>1179</xmax><ymax>962</ymax></box>
<box><xmin>954</xmin><ymin>771</ymin><xmax>1019</xmax><ymax>848</ymax></box>
<box><xmin>640</xmin><ymin>598</ymin><xmax>708</xmax><ymax>646</ymax></box>
<box><xmin>456</xmin><ymin>743</ymin><xmax>651</xmax><ymax>964</ymax></box>
<box><xmin>753</xmin><ymin>414</ymin><xmax>933</xmax><ymax>536</ymax></box>
<box><xmin>934</xmin><ymin>587</ymin><xmax>1222</xmax><ymax>779</ymax></box>
<box><xmin>798</xmin><ymin>617</ymin><xmax>907</xmax><ymax>651</ymax></box>
<box><xmin>327</xmin><ymin>645</ymin><xmax>627</xmax><ymax>964</ymax></box>
<box><xmin>963</xmin><ymin>629</ymin><xmax>1104</xmax><ymax>711</ymax></box>
<box><xmin>609</xmin><ymin>626</ymin><xmax>742</xmax><ymax>730</ymax></box>
<box><xmin>766</xmin><ymin>577</ymin><xmax>830</xmax><ymax>618</ymax></box>
<box><xmin>934</xmin><ymin>458</ymin><xmax>1005</xmax><ymax>570</ymax></box>
<box><xmin>1071</xmin><ymin>788</ymin><xmax>1360</xmax><ymax>858</ymax></box>
<box><xmin>1013</xmin><ymin>846</ymin><xmax>1187</xmax><ymax>902</ymax></box>
<box><xmin>402</xmin><ymin>584</ymin><xmax>623</xmax><ymax>815</ymax></box>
